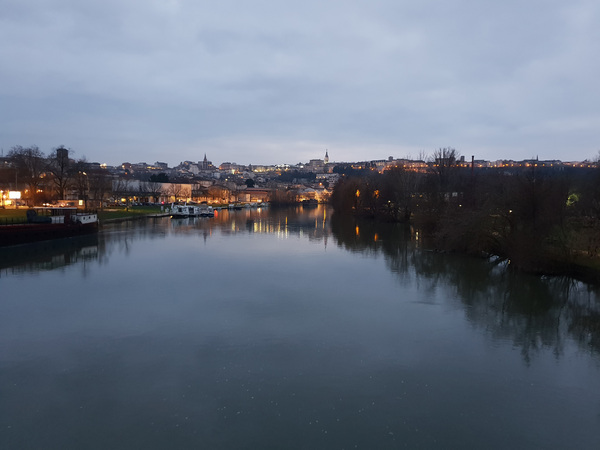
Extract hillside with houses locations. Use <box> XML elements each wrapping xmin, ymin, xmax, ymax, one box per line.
<box><xmin>1</xmin><ymin>145</ymin><xmax>597</xmax><ymax>210</ymax></box>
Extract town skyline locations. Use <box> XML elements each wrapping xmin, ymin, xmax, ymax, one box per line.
<box><xmin>1</xmin><ymin>145</ymin><xmax>598</xmax><ymax>171</ymax></box>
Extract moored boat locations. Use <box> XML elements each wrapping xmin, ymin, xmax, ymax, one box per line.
<box><xmin>198</xmin><ymin>204</ymin><xmax>215</xmax><ymax>217</ymax></box>
<box><xmin>169</xmin><ymin>203</ymin><xmax>197</xmax><ymax>218</ymax></box>
<box><xmin>0</xmin><ymin>207</ymin><xmax>98</xmax><ymax>247</ymax></box>
<box><xmin>169</xmin><ymin>203</ymin><xmax>214</xmax><ymax>218</ymax></box>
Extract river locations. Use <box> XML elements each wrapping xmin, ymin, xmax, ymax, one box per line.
<box><xmin>1</xmin><ymin>205</ymin><xmax>599</xmax><ymax>449</ymax></box>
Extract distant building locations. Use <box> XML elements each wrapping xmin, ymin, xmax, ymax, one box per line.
<box><xmin>219</xmin><ymin>162</ymin><xmax>243</xmax><ymax>173</ymax></box>
<box><xmin>200</xmin><ymin>154</ymin><xmax>213</xmax><ymax>170</ymax></box>
<box><xmin>307</xmin><ymin>159</ymin><xmax>325</xmax><ymax>173</ymax></box>
<box><xmin>385</xmin><ymin>159</ymin><xmax>427</xmax><ymax>171</ymax></box>
<box><xmin>316</xmin><ymin>173</ymin><xmax>340</xmax><ymax>184</ymax></box>
<box><xmin>56</xmin><ymin>147</ymin><xmax>69</xmax><ymax>163</ymax></box>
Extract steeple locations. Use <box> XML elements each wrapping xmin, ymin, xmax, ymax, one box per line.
<box><xmin>324</xmin><ymin>149</ymin><xmax>329</xmax><ymax>164</ymax></box>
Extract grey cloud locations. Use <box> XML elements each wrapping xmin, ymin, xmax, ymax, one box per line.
<box><xmin>1</xmin><ymin>0</ymin><xmax>598</xmax><ymax>165</ymax></box>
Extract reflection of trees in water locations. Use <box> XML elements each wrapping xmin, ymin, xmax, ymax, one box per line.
<box><xmin>6</xmin><ymin>209</ymin><xmax>599</xmax><ymax>361</ymax></box>
<box><xmin>10</xmin><ymin>207</ymin><xmax>333</xmax><ymax>275</ymax></box>
<box><xmin>101</xmin><ymin>218</ymin><xmax>172</xmax><ymax>261</ymax></box>
<box><xmin>0</xmin><ymin>219</ymin><xmax>170</xmax><ymax>276</ymax></box>
<box><xmin>330</xmin><ymin>212</ymin><xmax>600</xmax><ymax>360</ymax></box>
<box><xmin>0</xmin><ymin>234</ymin><xmax>103</xmax><ymax>276</ymax></box>
<box><xmin>330</xmin><ymin>212</ymin><xmax>416</xmax><ymax>284</ymax></box>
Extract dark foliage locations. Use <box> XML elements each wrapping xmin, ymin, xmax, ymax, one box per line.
<box><xmin>149</xmin><ymin>173</ymin><xmax>169</xmax><ymax>183</ymax></box>
<box><xmin>331</xmin><ymin>164</ymin><xmax>600</xmax><ymax>280</ymax></box>
<box><xmin>277</xmin><ymin>170</ymin><xmax>316</xmax><ymax>182</ymax></box>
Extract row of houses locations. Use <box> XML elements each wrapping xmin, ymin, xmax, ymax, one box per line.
<box><xmin>109</xmin><ymin>179</ymin><xmax>330</xmax><ymax>206</ymax></box>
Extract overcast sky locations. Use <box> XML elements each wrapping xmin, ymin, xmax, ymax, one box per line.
<box><xmin>1</xmin><ymin>0</ymin><xmax>598</xmax><ymax>166</ymax></box>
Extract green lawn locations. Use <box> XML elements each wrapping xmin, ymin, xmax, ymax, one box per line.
<box><xmin>0</xmin><ymin>209</ymin><xmax>26</xmax><ymax>219</ymax></box>
<box><xmin>0</xmin><ymin>208</ymin><xmax>27</xmax><ymax>224</ymax></box>
<box><xmin>98</xmin><ymin>205</ymin><xmax>163</xmax><ymax>221</ymax></box>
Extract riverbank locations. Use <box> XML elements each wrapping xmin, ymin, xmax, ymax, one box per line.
<box><xmin>97</xmin><ymin>206</ymin><xmax>167</xmax><ymax>223</ymax></box>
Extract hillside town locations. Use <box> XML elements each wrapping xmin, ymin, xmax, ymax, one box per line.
<box><xmin>0</xmin><ymin>146</ymin><xmax>598</xmax><ymax>208</ymax></box>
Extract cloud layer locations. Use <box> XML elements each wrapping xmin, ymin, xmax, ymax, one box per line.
<box><xmin>1</xmin><ymin>0</ymin><xmax>598</xmax><ymax>165</ymax></box>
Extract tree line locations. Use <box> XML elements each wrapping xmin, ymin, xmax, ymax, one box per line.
<box><xmin>0</xmin><ymin>147</ymin><xmax>253</xmax><ymax>206</ymax></box>
<box><xmin>0</xmin><ymin>145</ymin><xmax>111</xmax><ymax>207</ymax></box>
<box><xmin>330</xmin><ymin>148</ymin><xmax>600</xmax><ymax>280</ymax></box>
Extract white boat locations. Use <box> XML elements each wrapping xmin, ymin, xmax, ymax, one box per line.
<box><xmin>170</xmin><ymin>203</ymin><xmax>197</xmax><ymax>218</ymax></box>
<box><xmin>170</xmin><ymin>203</ymin><xmax>214</xmax><ymax>218</ymax></box>
<box><xmin>198</xmin><ymin>204</ymin><xmax>214</xmax><ymax>217</ymax></box>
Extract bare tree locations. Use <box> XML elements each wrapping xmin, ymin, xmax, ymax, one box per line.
<box><xmin>137</xmin><ymin>181</ymin><xmax>150</xmax><ymax>202</ymax></box>
<box><xmin>46</xmin><ymin>145</ymin><xmax>72</xmax><ymax>200</ymax></box>
<box><xmin>87</xmin><ymin>167</ymin><xmax>112</xmax><ymax>209</ymax></box>
<box><xmin>113</xmin><ymin>178</ymin><xmax>133</xmax><ymax>205</ymax></box>
<box><xmin>180</xmin><ymin>185</ymin><xmax>191</xmax><ymax>200</ymax></box>
<box><xmin>192</xmin><ymin>184</ymin><xmax>209</xmax><ymax>202</ymax></box>
<box><xmin>72</xmin><ymin>158</ymin><xmax>90</xmax><ymax>208</ymax></box>
<box><xmin>146</xmin><ymin>180</ymin><xmax>164</xmax><ymax>203</ymax></box>
<box><xmin>166</xmin><ymin>183</ymin><xmax>183</xmax><ymax>202</ymax></box>
<box><xmin>430</xmin><ymin>147</ymin><xmax>459</xmax><ymax>192</ymax></box>
<box><xmin>208</xmin><ymin>184</ymin><xmax>230</xmax><ymax>203</ymax></box>
<box><xmin>0</xmin><ymin>158</ymin><xmax>12</xmax><ymax>193</ymax></box>
<box><xmin>381</xmin><ymin>166</ymin><xmax>421</xmax><ymax>221</ymax></box>
<box><xmin>8</xmin><ymin>145</ymin><xmax>45</xmax><ymax>205</ymax></box>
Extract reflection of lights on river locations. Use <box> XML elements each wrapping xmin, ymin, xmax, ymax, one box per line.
<box><xmin>355</xmin><ymin>226</ymin><xmax>360</xmax><ymax>237</ymax></box>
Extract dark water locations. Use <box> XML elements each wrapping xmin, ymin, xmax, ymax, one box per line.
<box><xmin>1</xmin><ymin>206</ymin><xmax>599</xmax><ymax>449</ymax></box>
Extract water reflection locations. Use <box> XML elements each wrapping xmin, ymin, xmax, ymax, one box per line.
<box><xmin>0</xmin><ymin>207</ymin><xmax>332</xmax><ymax>276</ymax></box>
<box><xmin>165</xmin><ymin>205</ymin><xmax>331</xmax><ymax>243</ymax></box>
<box><xmin>2</xmin><ymin>207</ymin><xmax>600</xmax><ymax>448</ymax></box>
<box><xmin>2</xmin><ymin>207</ymin><xmax>599</xmax><ymax>361</ymax></box>
<box><xmin>0</xmin><ymin>234</ymin><xmax>102</xmax><ymax>276</ymax></box>
<box><xmin>330</xmin><ymin>213</ymin><xmax>600</xmax><ymax>360</ymax></box>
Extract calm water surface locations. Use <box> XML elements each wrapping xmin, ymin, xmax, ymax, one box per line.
<box><xmin>1</xmin><ymin>206</ymin><xmax>600</xmax><ymax>449</ymax></box>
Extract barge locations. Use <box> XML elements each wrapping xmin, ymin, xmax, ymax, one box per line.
<box><xmin>0</xmin><ymin>207</ymin><xmax>98</xmax><ymax>247</ymax></box>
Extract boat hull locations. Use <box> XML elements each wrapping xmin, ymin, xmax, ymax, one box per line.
<box><xmin>0</xmin><ymin>222</ymin><xmax>98</xmax><ymax>247</ymax></box>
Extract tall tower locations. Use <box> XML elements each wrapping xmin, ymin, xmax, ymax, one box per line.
<box><xmin>324</xmin><ymin>149</ymin><xmax>329</xmax><ymax>164</ymax></box>
<box><xmin>57</xmin><ymin>147</ymin><xmax>69</xmax><ymax>164</ymax></box>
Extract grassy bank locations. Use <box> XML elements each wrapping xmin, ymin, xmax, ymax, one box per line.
<box><xmin>0</xmin><ymin>209</ymin><xmax>26</xmax><ymax>219</ymax></box>
<box><xmin>98</xmin><ymin>205</ymin><xmax>163</xmax><ymax>222</ymax></box>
